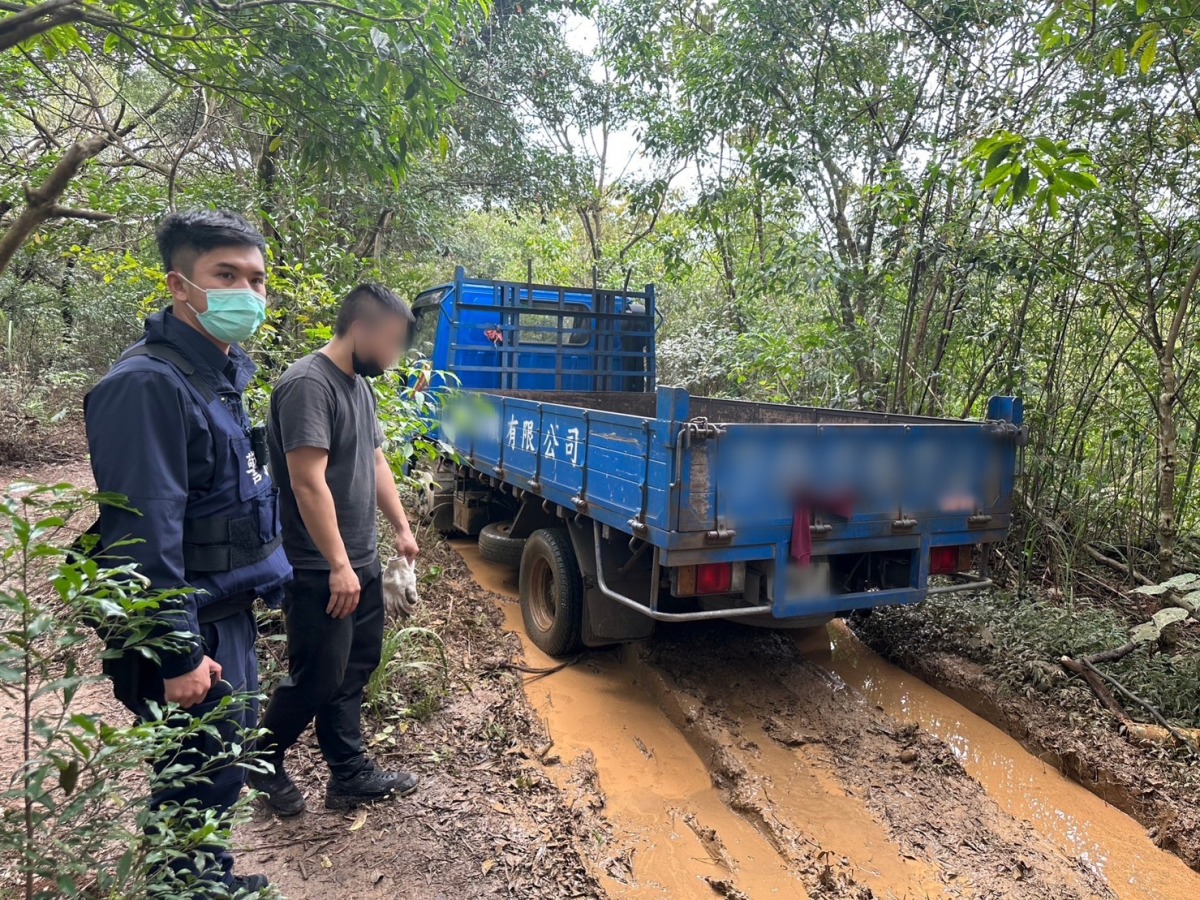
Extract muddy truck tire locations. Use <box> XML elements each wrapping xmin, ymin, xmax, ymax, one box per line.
<box><xmin>519</xmin><ymin>528</ymin><xmax>584</xmax><ymax>657</ymax></box>
<box><xmin>478</xmin><ymin>520</ymin><xmax>526</xmax><ymax>566</ymax></box>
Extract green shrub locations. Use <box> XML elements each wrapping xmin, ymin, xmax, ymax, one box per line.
<box><xmin>0</xmin><ymin>484</ymin><xmax>269</xmax><ymax>899</ymax></box>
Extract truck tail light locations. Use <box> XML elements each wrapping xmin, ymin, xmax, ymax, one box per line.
<box><xmin>671</xmin><ymin>562</ymin><xmax>744</xmax><ymax>596</ymax></box>
<box><xmin>930</xmin><ymin>545</ymin><xmax>973</xmax><ymax>575</ymax></box>
<box><xmin>696</xmin><ymin>562</ymin><xmax>733</xmax><ymax>594</ymax></box>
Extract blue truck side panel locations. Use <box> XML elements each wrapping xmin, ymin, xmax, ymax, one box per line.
<box><xmin>454</xmin><ymin>397</ymin><xmax>675</xmax><ymax>534</ymax></box>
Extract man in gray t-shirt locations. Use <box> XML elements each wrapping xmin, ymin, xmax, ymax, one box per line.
<box><xmin>253</xmin><ymin>283</ymin><xmax>420</xmax><ymax>817</ymax></box>
<box><xmin>268</xmin><ymin>352</ymin><xmax>385</xmax><ymax>570</ymax></box>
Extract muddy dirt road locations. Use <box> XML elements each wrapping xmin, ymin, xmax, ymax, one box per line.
<box><xmin>457</xmin><ymin>541</ymin><xmax>1200</xmax><ymax>900</ymax></box>
<box><xmin>6</xmin><ymin>442</ymin><xmax>1197</xmax><ymax>899</ymax></box>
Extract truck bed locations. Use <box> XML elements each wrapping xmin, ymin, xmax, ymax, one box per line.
<box><xmin>443</xmin><ymin>386</ymin><xmax>1024</xmax><ymax>619</ymax></box>
<box><xmin>484</xmin><ymin>390</ymin><xmax>965</xmax><ymax>425</ymax></box>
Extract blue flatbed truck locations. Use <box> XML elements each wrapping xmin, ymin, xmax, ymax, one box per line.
<box><xmin>410</xmin><ymin>268</ymin><xmax>1027</xmax><ymax>656</ymax></box>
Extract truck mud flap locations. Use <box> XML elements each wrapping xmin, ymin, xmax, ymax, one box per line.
<box><xmin>565</xmin><ymin>520</ymin><xmax>655</xmax><ymax>646</ymax></box>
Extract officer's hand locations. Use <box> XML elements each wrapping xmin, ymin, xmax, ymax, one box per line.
<box><xmin>164</xmin><ymin>656</ymin><xmax>222</xmax><ymax>708</ymax></box>
<box><xmin>327</xmin><ymin>563</ymin><xmax>361</xmax><ymax>619</ymax></box>
<box><xmin>394</xmin><ymin>529</ymin><xmax>420</xmax><ymax>563</ymax></box>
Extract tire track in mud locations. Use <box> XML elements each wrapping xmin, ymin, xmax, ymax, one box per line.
<box><xmin>455</xmin><ymin>543</ymin><xmax>1197</xmax><ymax>899</ymax></box>
<box><xmin>638</xmin><ymin>626</ymin><xmax>1110</xmax><ymax>899</ymax></box>
<box><xmin>802</xmin><ymin>622</ymin><xmax>1200</xmax><ymax>899</ymax></box>
<box><xmin>459</xmin><ymin>542</ymin><xmax>808</xmax><ymax>899</ymax></box>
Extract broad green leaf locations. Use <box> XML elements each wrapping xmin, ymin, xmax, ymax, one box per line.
<box><xmin>1011</xmin><ymin>167</ymin><xmax>1031</xmax><ymax>203</ymax></box>
<box><xmin>58</xmin><ymin>758</ymin><xmax>80</xmax><ymax>796</ymax></box>
<box><xmin>1139</xmin><ymin>33</ymin><xmax>1158</xmax><ymax>74</ymax></box>
<box><xmin>1033</xmin><ymin>136</ymin><xmax>1058</xmax><ymax>156</ymax></box>
<box><xmin>1057</xmin><ymin>169</ymin><xmax>1099</xmax><ymax>191</ymax></box>
<box><xmin>985</xmin><ymin>143</ymin><xmax>1012</xmax><ymax>174</ymax></box>
<box><xmin>981</xmin><ymin>161</ymin><xmax>1015</xmax><ymax>189</ymax></box>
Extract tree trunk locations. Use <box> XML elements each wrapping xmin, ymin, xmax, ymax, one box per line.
<box><xmin>1157</xmin><ymin>364</ymin><xmax>1180</xmax><ymax>578</ymax></box>
<box><xmin>256</xmin><ymin>130</ymin><xmax>283</xmax><ymax>251</ymax></box>
<box><xmin>1154</xmin><ymin>256</ymin><xmax>1199</xmax><ymax>577</ymax></box>
<box><xmin>0</xmin><ymin>133</ymin><xmax>115</xmax><ymax>278</ymax></box>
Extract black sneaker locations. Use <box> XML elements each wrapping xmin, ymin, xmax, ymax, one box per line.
<box><xmin>248</xmin><ymin>763</ymin><xmax>306</xmax><ymax>817</ymax></box>
<box><xmin>231</xmin><ymin>873</ymin><xmax>270</xmax><ymax>896</ymax></box>
<box><xmin>324</xmin><ymin>763</ymin><xmax>419</xmax><ymax>810</ymax></box>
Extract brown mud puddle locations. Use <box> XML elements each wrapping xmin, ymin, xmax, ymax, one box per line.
<box><xmin>799</xmin><ymin>622</ymin><xmax>1200</xmax><ymax>900</ymax></box>
<box><xmin>458</xmin><ymin>542</ymin><xmax>807</xmax><ymax>899</ymax></box>
<box><xmin>456</xmin><ymin>541</ymin><xmax>1200</xmax><ymax>899</ymax></box>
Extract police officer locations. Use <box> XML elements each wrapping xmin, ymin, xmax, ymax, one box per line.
<box><xmin>85</xmin><ymin>210</ymin><xmax>292</xmax><ymax>895</ymax></box>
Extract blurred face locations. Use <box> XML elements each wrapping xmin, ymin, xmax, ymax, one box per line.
<box><xmin>351</xmin><ymin>312</ymin><xmax>410</xmax><ymax>376</ymax></box>
<box><xmin>167</xmin><ymin>244</ymin><xmax>267</xmax><ymax>317</ymax></box>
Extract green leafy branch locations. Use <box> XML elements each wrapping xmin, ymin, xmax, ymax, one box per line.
<box><xmin>966</xmin><ymin>132</ymin><xmax>1099</xmax><ymax>217</ymax></box>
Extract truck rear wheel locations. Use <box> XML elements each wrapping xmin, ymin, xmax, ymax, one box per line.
<box><xmin>478</xmin><ymin>520</ymin><xmax>526</xmax><ymax>566</ymax></box>
<box><xmin>519</xmin><ymin>528</ymin><xmax>583</xmax><ymax>657</ymax></box>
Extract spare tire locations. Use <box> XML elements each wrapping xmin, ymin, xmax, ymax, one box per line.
<box><xmin>478</xmin><ymin>520</ymin><xmax>526</xmax><ymax>566</ymax></box>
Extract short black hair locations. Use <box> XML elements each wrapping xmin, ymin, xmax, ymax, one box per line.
<box><xmin>156</xmin><ymin>209</ymin><xmax>267</xmax><ymax>274</ymax></box>
<box><xmin>334</xmin><ymin>283</ymin><xmax>415</xmax><ymax>337</ymax></box>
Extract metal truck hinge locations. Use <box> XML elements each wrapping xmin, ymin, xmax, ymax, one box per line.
<box><xmin>983</xmin><ymin>421</ymin><xmax>1030</xmax><ymax>447</ymax></box>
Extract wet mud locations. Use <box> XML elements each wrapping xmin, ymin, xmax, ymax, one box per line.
<box><xmin>457</xmin><ymin>541</ymin><xmax>1200</xmax><ymax>900</ymax></box>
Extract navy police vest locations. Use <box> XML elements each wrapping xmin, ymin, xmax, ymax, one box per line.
<box><xmin>108</xmin><ymin>340</ymin><xmax>292</xmax><ymax>606</ymax></box>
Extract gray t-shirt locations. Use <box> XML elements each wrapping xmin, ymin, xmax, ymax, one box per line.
<box><xmin>268</xmin><ymin>352</ymin><xmax>384</xmax><ymax>570</ymax></box>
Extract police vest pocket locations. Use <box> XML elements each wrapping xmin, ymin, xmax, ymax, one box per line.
<box><xmin>231</xmin><ymin>434</ymin><xmax>272</xmax><ymax>502</ymax></box>
<box><xmin>254</xmin><ymin>487</ymin><xmax>280</xmax><ymax>546</ymax></box>
<box><xmin>183</xmin><ymin>509</ymin><xmax>281</xmax><ymax>573</ymax></box>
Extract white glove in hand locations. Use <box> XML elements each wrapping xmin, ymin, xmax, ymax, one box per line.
<box><xmin>383</xmin><ymin>556</ymin><xmax>420</xmax><ymax>619</ymax></box>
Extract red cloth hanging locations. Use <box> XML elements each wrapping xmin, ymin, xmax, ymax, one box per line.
<box><xmin>790</xmin><ymin>494</ymin><xmax>855</xmax><ymax>565</ymax></box>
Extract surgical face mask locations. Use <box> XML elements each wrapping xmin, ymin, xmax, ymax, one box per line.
<box><xmin>173</xmin><ymin>272</ymin><xmax>267</xmax><ymax>344</ymax></box>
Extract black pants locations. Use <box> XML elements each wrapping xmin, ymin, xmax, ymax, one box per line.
<box><xmin>259</xmin><ymin>559</ymin><xmax>383</xmax><ymax>779</ymax></box>
<box><xmin>111</xmin><ymin>607</ymin><xmax>258</xmax><ymax>890</ymax></box>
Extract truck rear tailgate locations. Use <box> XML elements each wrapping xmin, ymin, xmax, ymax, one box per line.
<box><xmin>681</xmin><ymin>420</ymin><xmax>1017</xmax><ymax>544</ymax></box>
